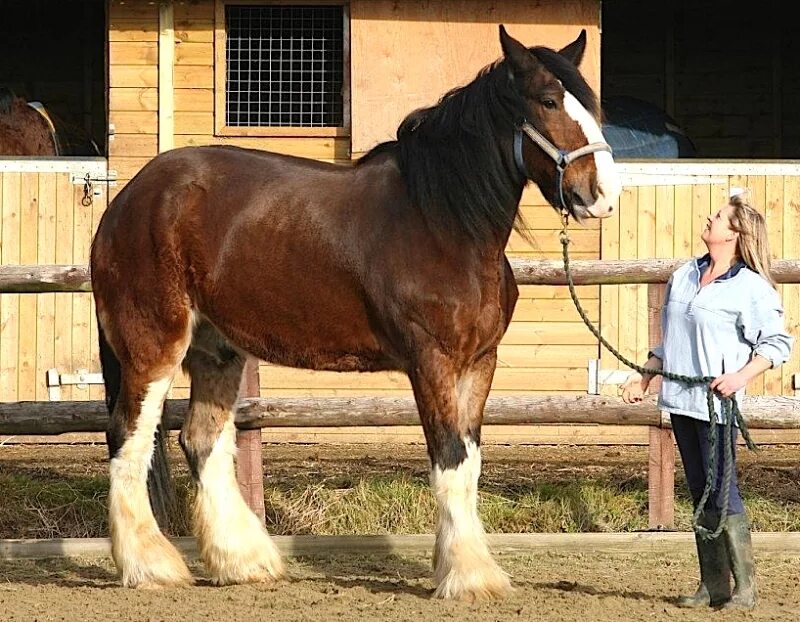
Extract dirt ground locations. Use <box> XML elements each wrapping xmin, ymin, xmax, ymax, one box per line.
<box><xmin>1</xmin><ymin>550</ymin><xmax>800</xmax><ymax>622</ymax></box>
<box><xmin>1</xmin><ymin>442</ymin><xmax>799</xmax><ymax>620</ymax></box>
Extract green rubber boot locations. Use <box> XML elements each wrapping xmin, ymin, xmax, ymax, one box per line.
<box><xmin>722</xmin><ymin>513</ymin><xmax>757</xmax><ymax>610</ymax></box>
<box><xmin>677</xmin><ymin>513</ymin><xmax>731</xmax><ymax>608</ymax></box>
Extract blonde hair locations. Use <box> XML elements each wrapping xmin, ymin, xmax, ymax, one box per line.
<box><xmin>728</xmin><ymin>194</ymin><xmax>775</xmax><ymax>287</ymax></box>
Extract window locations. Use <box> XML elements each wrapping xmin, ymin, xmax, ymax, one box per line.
<box><xmin>215</xmin><ymin>2</ymin><xmax>350</xmax><ymax>136</ymax></box>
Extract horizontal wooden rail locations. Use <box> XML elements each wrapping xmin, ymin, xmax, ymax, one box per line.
<box><xmin>4</xmin><ymin>259</ymin><xmax>800</xmax><ymax>292</ymax></box>
<box><xmin>0</xmin><ymin>265</ymin><xmax>92</xmax><ymax>293</ymax></box>
<box><xmin>2</xmin><ymin>395</ymin><xmax>799</xmax><ymax>436</ymax></box>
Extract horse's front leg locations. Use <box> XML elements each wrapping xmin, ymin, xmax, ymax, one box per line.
<box><xmin>411</xmin><ymin>347</ymin><xmax>511</xmax><ymax>601</ymax></box>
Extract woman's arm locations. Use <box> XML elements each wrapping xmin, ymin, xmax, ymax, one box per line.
<box><xmin>710</xmin><ymin>354</ymin><xmax>773</xmax><ymax>398</ymax></box>
<box><xmin>620</xmin><ymin>354</ymin><xmax>663</xmax><ymax>403</ymax></box>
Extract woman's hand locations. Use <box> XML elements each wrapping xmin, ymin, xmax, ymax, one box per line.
<box><xmin>710</xmin><ymin>372</ymin><xmax>748</xmax><ymax>397</ymax></box>
<box><xmin>621</xmin><ymin>372</ymin><xmax>650</xmax><ymax>403</ymax></box>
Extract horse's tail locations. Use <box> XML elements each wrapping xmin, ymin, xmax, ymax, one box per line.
<box><xmin>98</xmin><ymin>320</ymin><xmax>176</xmax><ymax>532</ymax></box>
<box><xmin>0</xmin><ymin>86</ymin><xmax>16</xmax><ymax>115</ymax></box>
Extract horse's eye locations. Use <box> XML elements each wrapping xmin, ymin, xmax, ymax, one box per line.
<box><xmin>541</xmin><ymin>98</ymin><xmax>557</xmax><ymax>110</ymax></box>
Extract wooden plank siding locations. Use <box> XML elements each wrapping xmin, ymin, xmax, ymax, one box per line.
<box><xmin>0</xmin><ymin>167</ymin><xmax>103</xmax><ymax>401</ymax></box>
<box><xmin>108</xmin><ymin>0</ymin><xmax>160</xmax><ymax>189</ymax></box>
<box><xmin>600</xmin><ymin>164</ymin><xmax>800</xmax><ymax>399</ymax></box>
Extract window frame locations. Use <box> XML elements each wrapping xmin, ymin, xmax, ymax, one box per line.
<box><xmin>213</xmin><ymin>0</ymin><xmax>351</xmax><ymax>137</ymax></box>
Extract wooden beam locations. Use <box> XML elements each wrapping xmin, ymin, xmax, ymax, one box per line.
<box><xmin>646</xmin><ymin>283</ymin><xmax>674</xmax><ymax>530</ymax></box>
<box><xmin>5</xmin><ymin>258</ymin><xmax>800</xmax><ymax>293</ymax></box>
<box><xmin>158</xmin><ymin>1</ymin><xmax>175</xmax><ymax>152</ymax></box>
<box><xmin>0</xmin><ymin>265</ymin><xmax>91</xmax><ymax>293</ymax></box>
<box><xmin>235</xmin><ymin>357</ymin><xmax>265</xmax><ymax>523</ymax></box>
<box><xmin>648</xmin><ymin>426</ymin><xmax>675</xmax><ymax>530</ymax></box>
<box><xmin>2</xmin><ymin>394</ymin><xmax>800</xmax><ymax>436</ymax></box>
<box><xmin>5</xmin><ymin>532</ymin><xmax>800</xmax><ymax>561</ymax></box>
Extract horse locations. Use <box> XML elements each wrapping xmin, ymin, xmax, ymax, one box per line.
<box><xmin>0</xmin><ymin>87</ymin><xmax>59</xmax><ymax>156</ymax></box>
<box><xmin>90</xmin><ymin>26</ymin><xmax>621</xmax><ymax>600</ymax></box>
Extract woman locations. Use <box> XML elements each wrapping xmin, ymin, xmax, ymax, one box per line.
<box><xmin>621</xmin><ymin>193</ymin><xmax>793</xmax><ymax>610</ymax></box>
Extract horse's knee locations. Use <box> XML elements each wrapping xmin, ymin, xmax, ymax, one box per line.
<box><xmin>425</xmin><ymin>424</ymin><xmax>480</xmax><ymax>471</ymax></box>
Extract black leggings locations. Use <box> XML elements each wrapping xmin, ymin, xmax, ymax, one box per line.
<box><xmin>671</xmin><ymin>414</ymin><xmax>745</xmax><ymax>516</ymax></box>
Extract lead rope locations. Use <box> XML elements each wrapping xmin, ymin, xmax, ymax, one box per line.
<box><xmin>558</xmin><ymin>211</ymin><xmax>757</xmax><ymax>539</ymax></box>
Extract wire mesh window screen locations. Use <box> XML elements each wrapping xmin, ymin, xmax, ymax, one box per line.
<box><xmin>225</xmin><ymin>4</ymin><xmax>345</xmax><ymax>128</ymax></box>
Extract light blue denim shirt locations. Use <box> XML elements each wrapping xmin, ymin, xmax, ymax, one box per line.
<box><xmin>651</xmin><ymin>256</ymin><xmax>793</xmax><ymax>423</ymax></box>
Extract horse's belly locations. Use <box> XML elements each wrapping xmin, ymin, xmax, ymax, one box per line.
<box><xmin>199</xmin><ymin>290</ymin><xmax>398</xmax><ymax>373</ymax></box>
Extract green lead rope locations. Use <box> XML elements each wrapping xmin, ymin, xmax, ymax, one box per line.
<box><xmin>558</xmin><ymin>214</ymin><xmax>757</xmax><ymax>540</ymax></box>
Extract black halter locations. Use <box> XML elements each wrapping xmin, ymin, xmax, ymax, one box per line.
<box><xmin>513</xmin><ymin>120</ymin><xmax>613</xmax><ymax>212</ymax></box>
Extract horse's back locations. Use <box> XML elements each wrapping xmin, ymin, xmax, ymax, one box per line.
<box><xmin>93</xmin><ymin>145</ymin><xmax>400</xmax><ymax>371</ymax></box>
<box><xmin>0</xmin><ymin>93</ymin><xmax>58</xmax><ymax>156</ymax></box>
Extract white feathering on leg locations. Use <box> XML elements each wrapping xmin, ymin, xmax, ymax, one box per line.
<box><xmin>109</xmin><ymin>376</ymin><xmax>193</xmax><ymax>588</ymax></box>
<box><xmin>430</xmin><ymin>438</ymin><xmax>511</xmax><ymax>600</ymax></box>
<box><xmin>194</xmin><ymin>419</ymin><xmax>284</xmax><ymax>585</ymax></box>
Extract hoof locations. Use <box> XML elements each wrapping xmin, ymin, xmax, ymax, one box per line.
<box><xmin>432</xmin><ymin>562</ymin><xmax>512</xmax><ymax>601</ymax></box>
<box><xmin>114</xmin><ymin>531</ymin><xmax>194</xmax><ymax>589</ymax></box>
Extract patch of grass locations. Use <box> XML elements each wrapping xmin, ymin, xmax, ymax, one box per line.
<box><xmin>2</xmin><ymin>471</ymin><xmax>799</xmax><ymax>539</ymax></box>
<box><xmin>0</xmin><ymin>473</ymin><xmax>109</xmax><ymax>539</ymax></box>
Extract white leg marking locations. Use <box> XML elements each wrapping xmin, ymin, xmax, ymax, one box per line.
<box><xmin>109</xmin><ymin>375</ymin><xmax>193</xmax><ymax>588</ymax></box>
<box><xmin>194</xmin><ymin>419</ymin><xmax>284</xmax><ymax>585</ymax></box>
<box><xmin>430</xmin><ymin>438</ymin><xmax>511</xmax><ymax>601</ymax></box>
<box><xmin>563</xmin><ymin>91</ymin><xmax>622</xmax><ymax>214</ymax></box>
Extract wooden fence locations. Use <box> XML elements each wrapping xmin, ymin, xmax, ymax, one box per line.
<box><xmin>2</xmin><ymin>258</ymin><xmax>800</xmax><ymax>530</ymax></box>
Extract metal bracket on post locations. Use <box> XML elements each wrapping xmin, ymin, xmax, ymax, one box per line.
<box><xmin>46</xmin><ymin>368</ymin><xmax>104</xmax><ymax>400</ymax></box>
<box><xmin>587</xmin><ymin>359</ymin><xmax>632</xmax><ymax>395</ymax></box>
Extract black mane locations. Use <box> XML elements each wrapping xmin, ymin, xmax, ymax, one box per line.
<box><xmin>358</xmin><ymin>45</ymin><xmax>599</xmax><ymax>244</ymax></box>
<box><xmin>358</xmin><ymin>59</ymin><xmax>529</xmax><ymax>244</ymax></box>
<box><xmin>529</xmin><ymin>46</ymin><xmax>600</xmax><ymax>120</ymax></box>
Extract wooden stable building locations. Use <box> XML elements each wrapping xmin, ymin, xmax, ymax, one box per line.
<box><xmin>0</xmin><ymin>0</ymin><xmax>798</xmax><ymax>418</ymax></box>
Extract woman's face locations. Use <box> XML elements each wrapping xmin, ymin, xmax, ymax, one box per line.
<box><xmin>701</xmin><ymin>203</ymin><xmax>738</xmax><ymax>247</ymax></box>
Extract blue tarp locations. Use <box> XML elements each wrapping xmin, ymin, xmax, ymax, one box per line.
<box><xmin>601</xmin><ymin>96</ymin><xmax>696</xmax><ymax>158</ymax></box>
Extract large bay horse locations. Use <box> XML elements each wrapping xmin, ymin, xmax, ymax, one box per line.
<box><xmin>90</xmin><ymin>26</ymin><xmax>621</xmax><ymax>600</ymax></box>
<box><xmin>0</xmin><ymin>87</ymin><xmax>58</xmax><ymax>156</ymax></box>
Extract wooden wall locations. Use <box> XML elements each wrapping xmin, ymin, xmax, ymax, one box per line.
<box><xmin>349</xmin><ymin>0</ymin><xmax>600</xmax><ymax>156</ymax></box>
<box><xmin>600</xmin><ymin>163</ymin><xmax>800</xmax><ymax>397</ymax></box>
<box><xmin>0</xmin><ymin>161</ymin><xmax>107</xmax><ymax>402</ymax></box>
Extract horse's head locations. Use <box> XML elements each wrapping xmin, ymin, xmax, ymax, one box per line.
<box><xmin>499</xmin><ymin>26</ymin><xmax>621</xmax><ymax>221</ymax></box>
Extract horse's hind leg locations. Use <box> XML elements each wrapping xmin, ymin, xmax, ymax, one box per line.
<box><xmin>179</xmin><ymin>320</ymin><xmax>284</xmax><ymax>585</ymax></box>
<box><xmin>411</xmin><ymin>348</ymin><xmax>510</xmax><ymax>601</ymax></box>
<box><xmin>103</xmin><ymin>321</ymin><xmax>194</xmax><ymax>588</ymax></box>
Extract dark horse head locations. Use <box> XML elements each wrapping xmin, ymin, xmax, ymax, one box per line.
<box><xmin>499</xmin><ymin>26</ymin><xmax>621</xmax><ymax>220</ymax></box>
<box><xmin>366</xmin><ymin>26</ymin><xmax>620</xmax><ymax>243</ymax></box>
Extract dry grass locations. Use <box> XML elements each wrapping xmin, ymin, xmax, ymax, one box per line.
<box><xmin>2</xmin><ymin>470</ymin><xmax>799</xmax><ymax>539</ymax></box>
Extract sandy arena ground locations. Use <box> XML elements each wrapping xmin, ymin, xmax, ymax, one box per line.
<box><xmin>2</xmin><ymin>550</ymin><xmax>800</xmax><ymax>621</ymax></box>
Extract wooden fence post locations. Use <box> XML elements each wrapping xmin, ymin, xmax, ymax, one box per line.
<box><xmin>236</xmin><ymin>357</ymin><xmax>266</xmax><ymax>523</ymax></box>
<box><xmin>647</xmin><ymin>283</ymin><xmax>675</xmax><ymax>529</ymax></box>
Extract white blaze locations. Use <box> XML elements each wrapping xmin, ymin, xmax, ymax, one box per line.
<box><xmin>563</xmin><ymin>91</ymin><xmax>622</xmax><ymax>215</ymax></box>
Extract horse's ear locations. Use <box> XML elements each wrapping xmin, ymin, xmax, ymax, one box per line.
<box><xmin>558</xmin><ymin>30</ymin><xmax>587</xmax><ymax>67</ymax></box>
<box><xmin>499</xmin><ymin>25</ymin><xmax>535</xmax><ymax>73</ymax></box>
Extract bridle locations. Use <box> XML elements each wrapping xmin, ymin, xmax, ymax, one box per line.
<box><xmin>513</xmin><ymin>120</ymin><xmax>613</xmax><ymax>214</ymax></box>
